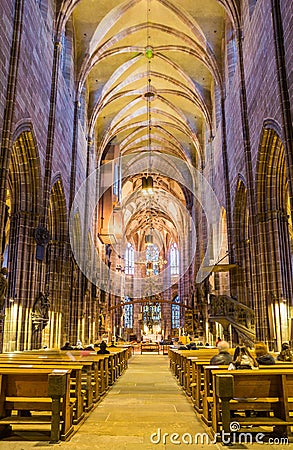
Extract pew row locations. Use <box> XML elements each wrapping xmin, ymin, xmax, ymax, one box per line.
<box><xmin>169</xmin><ymin>349</ymin><xmax>293</xmax><ymax>441</ymax></box>
<box><xmin>212</xmin><ymin>369</ymin><xmax>293</xmax><ymax>441</ymax></box>
<box><xmin>0</xmin><ymin>368</ymin><xmax>73</xmax><ymax>443</ymax></box>
<box><xmin>202</xmin><ymin>364</ymin><xmax>293</xmax><ymax>427</ymax></box>
<box><xmin>0</xmin><ymin>347</ymin><xmax>131</xmax><ymax>442</ymax></box>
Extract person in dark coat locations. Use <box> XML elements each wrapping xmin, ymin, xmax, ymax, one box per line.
<box><xmin>254</xmin><ymin>342</ymin><xmax>275</xmax><ymax>365</ymax></box>
<box><xmin>84</xmin><ymin>343</ymin><xmax>95</xmax><ymax>351</ymax></box>
<box><xmin>61</xmin><ymin>341</ymin><xmax>73</xmax><ymax>350</ymax></box>
<box><xmin>96</xmin><ymin>341</ymin><xmax>110</xmax><ymax>354</ymax></box>
<box><xmin>186</xmin><ymin>342</ymin><xmax>198</xmax><ymax>350</ymax></box>
<box><xmin>210</xmin><ymin>340</ymin><xmax>233</xmax><ymax>365</ymax></box>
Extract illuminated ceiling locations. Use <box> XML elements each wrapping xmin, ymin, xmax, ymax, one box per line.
<box><xmin>67</xmin><ymin>0</ymin><xmax>236</xmax><ymax>248</ymax></box>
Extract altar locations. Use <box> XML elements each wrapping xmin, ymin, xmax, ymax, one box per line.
<box><xmin>141</xmin><ymin>342</ymin><xmax>160</xmax><ymax>354</ymax></box>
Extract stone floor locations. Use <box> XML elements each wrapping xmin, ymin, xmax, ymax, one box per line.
<box><xmin>0</xmin><ymin>355</ymin><xmax>290</xmax><ymax>449</ymax></box>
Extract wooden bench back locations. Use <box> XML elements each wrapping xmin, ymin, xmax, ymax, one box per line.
<box><xmin>4</xmin><ymin>373</ymin><xmax>49</xmax><ymax>397</ymax></box>
<box><xmin>233</xmin><ymin>372</ymin><xmax>282</xmax><ymax>397</ymax></box>
<box><xmin>212</xmin><ymin>368</ymin><xmax>293</xmax><ymax>397</ymax></box>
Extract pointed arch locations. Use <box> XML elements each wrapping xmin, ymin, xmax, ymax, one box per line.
<box><xmin>10</xmin><ymin>123</ymin><xmax>42</xmax><ymax>215</ymax></box>
<box><xmin>3</xmin><ymin>124</ymin><xmax>42</xmax><ymax>351</ymax></box>
<box><xmin>48</xmin><ymin>176</ymin><xmax>68</xmax><ymax>241</ymax></box>
<box><xmin>256</xmin><ymin>124</ymin><xmax>293</xmax><ymax>345</ymax></box>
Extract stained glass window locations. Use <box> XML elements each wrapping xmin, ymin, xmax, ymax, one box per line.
<box><xmin>172</xmin><ymin>295</ymin><xmax>180</xmax><ymax>328</ymax></box>
<box><xmin>146</xmin><ymin>244</ymin><xmax>159</xmax><ymax>275</ymax></box>
<box><xmin>124</xmin><ymin>296</ymin><xmax>133</xmax><ymax>329</ymax></box>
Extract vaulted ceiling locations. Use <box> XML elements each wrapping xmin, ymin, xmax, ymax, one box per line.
<box><xmin>66</xmin><ymin>0</ymin><xmax>236</xmax><ymax>250</ymax></box>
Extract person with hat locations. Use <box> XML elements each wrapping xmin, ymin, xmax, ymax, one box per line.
<box><xmin>276</xmin><ymin>342</ymin><xmax>293</xmax><ymax>362</ymax></box>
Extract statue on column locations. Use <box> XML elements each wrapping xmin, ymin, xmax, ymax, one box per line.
<box><xmin>32</xmin><ymin>290</ymin><xmax>50</xmax><ymax>331</ymax></box>
<box><xmin>0</xmin><ymin>267</ymin><xmax>8</xmax><ymax>311</ymax></box>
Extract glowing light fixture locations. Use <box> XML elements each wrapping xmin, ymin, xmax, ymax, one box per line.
<box><xmin>142</xmin><ymin>175</ymin><xmax>153</xmax><ymax>193</ymax></box>
<box><xmin>145</xmin><ymin>233</ymin><xmax>154</xmax><ymax>245</ymax></box>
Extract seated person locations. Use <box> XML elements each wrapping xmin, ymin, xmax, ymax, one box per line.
<box><xmin>229</xmin><ymin>345</ymin><xmax>259</xmax><ymax>418</ymax></box>
<box><xmin>210</xmin><ymin>340</ymin><xmax>233</xmax><ymax>365</ymax></box>
<box><xmin>216</xmin><ymin>336</ymin><xmax>222</xmax><ymax>346</ymax></box>
<box><xmin>61</xmin><ymin>341</ymin><xmax>73</xmax><ymax>350</ymax></box>
<box><xmin>84</xmin><ymin>343</ymin><xmax>95</xmax><ymax>351</ymax></box>
<box><xmin>276</xmin><ymin>342</ymin><xmax>293</xmax><ymax>361</ymax></box>
<box><xmin>186</xmin><ymin>341</ymin><xmax>198</xmax><ymax>350</ymax></box>
<box><xmin>97</xmin><ymin>341</ymin><xmax>110</xmax><ymax>354</ymax></box>
<box><xmin>176</xmin><ymin>341</ymin><xmax>188</xmax><ymax>350</ymax></box>
<box><xmin>254</xmin><ymin>342</ymin><xmax>275</xmax><ymax>365</ymax></box>
<box><xmin>75</xmin><ymin>340</ymin><xmax>83</xmax><ymax>350</ymax></box>
<box><xmin>229</xmin><ymin>345</ymin><xmax>258</xmax><ymax>370</ymax></box>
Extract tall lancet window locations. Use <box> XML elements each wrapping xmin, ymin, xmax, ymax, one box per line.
<box><xmin>125</xmin><ymin>242</ymin><xmax>134</xmax><ymax>275</ymax></box>
<box><xmin>146</xmin><ymin>244</ymin><xmax>159</xmax><ymax>275</ymax></box>
<box><xmin>124</xmin><ymin>296</ymin><xmax>133</xmax><ymax>329</ymax></box>
<box><xmin>172</xmin><ymin>295</ymin><xmax>180</xmax><ymax>329</ymax></box>
<box><xmin>170</xmin><ymin>242</ymin><xmax>179</xmax><ymax>275</ymax></box>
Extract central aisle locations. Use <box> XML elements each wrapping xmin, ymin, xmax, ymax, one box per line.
<box><xmin>62</xmin><ymin>354</ymin><xmax>217</xmax><ymax>449</ymax></box>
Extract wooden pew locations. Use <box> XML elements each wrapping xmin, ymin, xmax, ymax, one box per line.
<box><xmin>0</xmin><ymin>368</ymin><xmax>73</xmax><ymax>442</ymax></box>
<box><xmin>0</xmin><ymin>348</ymin><xmax>129</xmax><ymax>407</ymax></box>
<box><xmin>60</xmin><ymin>348</ymin><xmax>129</xmax><ymax>388</ymax></box>
<box><xmin>69</xmin><ymin>353</ymin><xmax>110</xmax><ymax>396</ymax></box>
<box><xmin>202</xmin><ymin>363</ymin><xmax>293</xmax><ymax>427</ymax></box>
<box><xmin>0</xmin><ymin>353</ymin><xmax>95</xmax><ymax>411</ymax></box>
<box><xmin>168</xmin><ymin>348</ymin><xmax>222</xmax><ymax>379</ymax></box>
<box><xmin>59</xmin><ymin>349</ymin><xmax>129</xmax><ymax>395</ymax></box>
<box><xmin>0</xmin><ymin>347</ymin><xmax>130</xmax><ymax>443</ymax></box>
<box><xmin>189</xmin><ymin>359</ymin><xmax>219</xmax><ymax>411</ymax></box>
<box><xmin>108</xmin><ymin>346</ymin><xmax>131</xmax><ymax>373</ymax></box>
<box><xmin>168</xmin><ymin>348</ymin><xmax>233</xmax><ymax>400</ymax></box>
<box><xmin>211</xmin><ymin>369</ymin><xmax>293</xmax><ymax>441</ymax></box>
<box><xmin>202</xmin><ymin>365</ymin><xmax>228</xmax><ymax>425</ymax></box>
<box><xmin>0</xmin><ymin>362</ymin><xmax>84</xmax><ymax>424</ymax></box>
